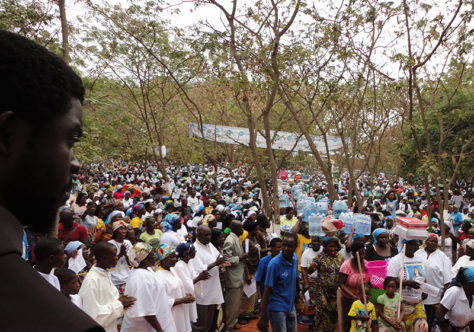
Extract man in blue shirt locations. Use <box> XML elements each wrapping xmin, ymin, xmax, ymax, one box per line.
<box><xmin>258</xmin><ymin>233</ymin><xmax>298</xmax><ymax>332</ymax></box>
<box><xmin>255</xmin><ymin>237</ymin><xmax>282</xmax><ymax>297</ymax></box>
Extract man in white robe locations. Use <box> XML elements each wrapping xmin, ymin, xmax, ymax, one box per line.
<box><xmin>79</xmin><ymin>242</ymin><xmax>136</xmax><ymax>332</ymax></box>
<box><xmin>191</xmin><ymin>225</ymin><xmax>228</xmax><ymax>332</ymax></box>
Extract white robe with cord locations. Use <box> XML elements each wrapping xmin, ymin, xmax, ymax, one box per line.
<box><xmin>173</xmin><ymin>260</ymin><xmax>198</xmax><ymax>323</ymax></box>
<box><xmin>79</xmin><ymin>266</ymin><xmax>124</xmax><ymax>332</ymax></box>
<box><xmin>156</xmin><ymin>267</ymin><xmax>193</xmax><ymax>332</ymax></box>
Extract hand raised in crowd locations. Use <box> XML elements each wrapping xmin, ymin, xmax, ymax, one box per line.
<box><xmin>119</xmin><ymin>295</ymin><xmax>136</xmax><ymax>309</ymax></box>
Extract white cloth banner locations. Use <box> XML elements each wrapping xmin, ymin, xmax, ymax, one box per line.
<box><xmin>189</xmin><ymin>122</ymin><xmax>349</xmax><ymax>153</ymax></box>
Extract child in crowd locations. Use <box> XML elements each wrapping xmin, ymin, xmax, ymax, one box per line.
<box><xmin>348</xmin><ymin>284</ymin><xmax>378</xmax><ymax>332</ymax></box>
<box><xmin>376</xmin><ymin>277</ymin><xmax>404</xmax><ymax>332</ymax></box>
<box><xmin>33</xmin><ymin>237</ymin><xmax>67</xmax><ymax>291</ymax></box>
<box><xmin>54</xmin><ymin>268</ymin><xmax>83</xmax><ymax>309</ymax></box>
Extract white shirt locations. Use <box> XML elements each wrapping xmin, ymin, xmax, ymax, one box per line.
<box><xmin>173</xmin><ymin>260</ymin><xmax>198</xmax><ymax>323</ymax></box>
<box><xmin>339</xmin><ymin>244</ymin><xmax>352</xmax><ymax>261</ymax></box>
<box><xmin>441</xmin><ymin>286</ymin><xmax>474</xmax><ymax>327</ymax></box>
<box><xmin>156</xmin><ymin>268</ymin><xmax>193</xmax><ymax>332</ymax></box>
<box><xmin>79</xmin><ymin>266</ymin><xmax>124</xmax><ymax>332</ymax></box>
<box><xmin>189</xmin><ymin>240</ymin><xmax>224</xmax><ymax>305</ymax></box>
<box><xmin>387</xmin><ymin>251</ymin><xmax>427</xmax><ymax>303</ymax></box>
<box><xmin>122</xmin><ymin>267</ymin><xmax>177</xmax><ymax>332</ymax></box>
<box><xmin>438</xmin><ymin>237</ymin><xmax>454</xmax><ymax>263</ymax></box>
<box><xmin>301</xmin><ymin>247</ymin><xmax>322</xmax><ymax>279</ymax></box>
<box><xmin>452</xmin><ymin>255</ymin><xmax>474</xmax><ymax>278</ymax></box>
<box><xmin>160</xmin><ymin>231</ymin><xmax>182</xmax><ymax>249</ymax></box>
<box><xmin>188</xmin><ymin>196</ymin><xmax>199</xmax><ymax>212</ymax></box>
<box><xmin>416</xmin><ymin>249</ymin><xmax>451</xmax><ymax>304</ymax></box>
<box><xmin>108</xmin><ymin>239</ymin><xmax>132</xmax><ymax>286</ymax></box>
<box><xmin>123</xmin><ymin>198</ymin><xmax>133</xmax><ymax>210</ymax></box>
<box><xmin>177</xmin><ymin>224</ymin><xmax>188</xmax><ymax>242</ymax></box>
<box><xmin>37</xmin><ymin>270</ymin><xmax>61</xmax><ymax>291</ymax></box>
<box><xmin>70</xmin><ymin>294</ymin><xmax>83</xmax><ymax>310</ymax></box>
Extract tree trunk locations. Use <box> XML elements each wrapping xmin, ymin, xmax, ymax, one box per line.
<box><xmin>247</xmin><ymin>116</ymin><xmax>272</xmax><ymax>218</ymax></box>
<box><xmin>57</xmin><ymin>0</ymin><xmax>70</xmax><ymax>64</ymax></box>
<box><xmin>263</xmin><ymin>111</ymin><xmax>280</xmax><ymax>222</ymax></box>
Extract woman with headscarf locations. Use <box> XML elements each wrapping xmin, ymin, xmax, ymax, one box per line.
<box><xmin>156</xmin><ymin>244</ymin><xmax>196</xmax><ymax>332</ymax></box>
<box><xmin>160</xmin><ymin>214</ymin><xmax>185</xmax><ymax>248</ymax></box>
<box><xmin>121</xmin><ymin>243</ymin><xmax>177</xmax><ymax>332</ymax></box>
<box><xmin>306</xmin><ymin>237</ymin><xmax>343</xmax><ymax>332</ymax></box>
<box><xmin>366</xmin><ymin>228</ymin><xmax>398</xmax><ymax>261</ymax></box>
<box><xmin>103</xmin><ymin>210</ymin><xmax>125</xmax><ymax>225</ymax></box>
<box><xmin>415</xmin><ymin>233</ymin><xmax>451</xmax><ymax>329</ymax></box>
<box><xmin>338</xmin><ymin>241</ymin><xmax>371</xmax><ymax>332</ymax></box>
<box><xmin>435</xmin><ymin>267</ymin><xmax>474</xmax><ymax>332</ymax></box>
<box><xmin>173</xmin><ymin>243</ymin><xmax>211</xmax><ymax>328</ymax></box>
<box><xmin>108</xmin><ymin>220</ymin><xmax>132</xmax><ymax>289</ymax></box>
<box><xmin>129</xmin><ymin>203</ymin><xmax>145</xmax><ymax>230</ymax></box>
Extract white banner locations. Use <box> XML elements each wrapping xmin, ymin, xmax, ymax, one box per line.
<box><xmin>189</xmin><ymin>122</ymin><xmax>349</xmax><ymax>154</ymax></box>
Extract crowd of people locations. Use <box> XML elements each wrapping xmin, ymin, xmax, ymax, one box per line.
<box><xmin>1</xmin><ymin>31</ymin><xmax>474</xmax><ymax>332</ymax></box>
<box><xmin>21</xmin><ymin>162</ymin><xmax>474</xmax><ymax>332</ymax></box>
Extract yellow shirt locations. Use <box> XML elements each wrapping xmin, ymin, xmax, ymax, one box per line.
<box><xmin>296</xmin><ymin>234</ymin><xmax>311</xmax><ymax>270</ymax></box>
<box><xmin>130</xmin><ymin>217</ymin><xmax>143</xmax><ymax>229</ymax></box>
<box><xmin>96</xmin><ymin>218</ymin><xmax>105</xmax><ymax>230</ymax></box>
<box><xmin>348</xmin><ymin>300</ymin><xmax>377</xmax><ymax>332</ymax></box>
<box><xmin>240</xmin><ymin>230</ymin><xmax>248</xmax><ymax>243</ymax></box>
<box><xmin>280</xmin><ymin>216</ymin><xmax>298</xmax><ymax>228</ymax></box>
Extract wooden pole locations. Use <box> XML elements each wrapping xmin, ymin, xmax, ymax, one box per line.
<box><xmin>397</xmin><ymin>243</ymin><xmax>407</xmax><ymax>320</ymax></box>
<box><xmin>356</xmin><ymin>251</ymin><xmax>370</xmax><ymax>330</ymax></box>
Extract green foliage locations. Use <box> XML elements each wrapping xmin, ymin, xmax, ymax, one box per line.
<box><xmin>399</xmin><ymin>65</ymin><xmax>474</xmax><ymax>182</ymax></box>
<box><xmin>0</xmin><ymin>0</ymin><xmax>61</xmax><ymax>52</ymax></box>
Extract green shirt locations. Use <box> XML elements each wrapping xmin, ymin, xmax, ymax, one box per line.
<box><xmin>377</xmin><ymin>292</ymin><xmax>401</xmax><ymax>328</ymax></box>
<box><xmin>139</xmin><ymin>229</ymin><xmax>162</xmax><ymax>243</ymax></box>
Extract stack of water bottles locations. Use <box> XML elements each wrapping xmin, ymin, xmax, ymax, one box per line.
<box><xmin>340</xmin><ymin>212</ymin><xmax>355</xmax><ymax>234</ymax></box>
<box><xmin>315</xmin><ymin>201</ymin><xmax>329</xmax><ymax>215</ymax></box>
<box><xmin>308</xmin><ymin>213</ymin><xmax>326</xmax><ymax>237</ymax></box>
<box><xmin>303</xmin><ymin>199</ymin><xmax>327</xmax><ymax>222</ymax></box>
<box><xmin>296</xmin><ymin>194</ymin><xmax>308</xmax><ymax>213</ymax></box>
<box><xmin>278</xmin><ymin>186</ymin><xmax>291</xmax><ymax>208</ymax></box>
<box><xmin>332</xmin><ymin>200</ymin><xmax>350</xmax><ymax>218</ymax></box>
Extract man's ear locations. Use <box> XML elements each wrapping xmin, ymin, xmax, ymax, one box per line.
<box><xmin>0</xmin><ymin>111</ymin><xmax>28</xmax><ymax>157</ymax></box>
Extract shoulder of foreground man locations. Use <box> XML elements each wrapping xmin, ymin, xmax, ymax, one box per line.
<box><xmin>0</xmin><ymin>252</ymin><xmax>104</xmax><ymax>332</ymax></box>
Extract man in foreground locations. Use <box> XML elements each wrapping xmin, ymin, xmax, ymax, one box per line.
<box><xmin>0</xmin><ymin>30</ymin><xmax>103</xmax><ymax>331</ymax></box>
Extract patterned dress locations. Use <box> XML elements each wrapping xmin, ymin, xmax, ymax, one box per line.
<box><xmin>310</xmin><ymin>252</ymin><xmax>344</xmax><ymax>332</ymax></box>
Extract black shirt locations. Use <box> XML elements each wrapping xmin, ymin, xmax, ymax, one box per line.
<box><xmin>0</xmin><ymin>206</ymin><xmax>104</xmax><ymax>332</ymax></box>
<box><xmin>365</xmin><ymin>244</ymin><xmax>398</xmax><ymax>261</ymax></box>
